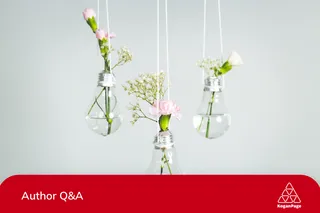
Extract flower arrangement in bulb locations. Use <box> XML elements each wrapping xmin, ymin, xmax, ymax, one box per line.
<box><xmin>196</xmin><ymin>51</ymin><xmax>243</xmax><ymax>138</ymax></box>
<box><xmin>123</xmin><ymin>71</ymin><xmax>181</xmax><ymax>174</ymax></box>
<box><xmin>83</xmin><ymin>8</ymin><xmax>133</xmax><ymax>135</ymax></box>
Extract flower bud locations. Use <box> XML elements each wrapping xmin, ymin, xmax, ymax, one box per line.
<box><xmin>219</xmin><ymin>51</ymin><xmax>243</xmax><ymax>75</ymax></box>
<box><xmin>96</xmin><ymin>29</ymin><xmax>106</xmax><ymax>40</ymax></box>
<box><xmin>227</xmin><ymin>51</ymin><xmax>243</xmax><ymax>66</ymax></box>
<box><xmin>83</xmin><ymin>8</ymin><xmax>97</xmax><ymax>33</ymax></box>
<box><xmin>82</xmin><ymin>8</ymin><xmax>96</xmax><ymax>20</ymax></box>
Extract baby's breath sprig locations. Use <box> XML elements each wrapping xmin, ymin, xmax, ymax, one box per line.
<box><xmin>112</xmin><ymin>46</ymin><xmax>133</xmax><ymax>70</ymax></box>
<box><xmin>197</xmin><ymin>57</ymin><xmax>222</xmax><ymax>77</ymax></box>
<box><xmin>123</xmin><ymin>71</ymin><xmax>166</xmax><ymax>105</ymax></box>
<box><xmin>123</xmin><ymin>71</ymin><xmax>167</xmax><ymax>125</ymax></box>
<box><xmin>128</xmin><ymin>103</ymin><xmax>157</xmax><ymax>125</ymax></box>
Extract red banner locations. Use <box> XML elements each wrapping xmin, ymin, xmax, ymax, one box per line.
<box><xmin>0</xmin><ymin>175</ymin><xmax>319</xmax><ymax>212</ymax></box>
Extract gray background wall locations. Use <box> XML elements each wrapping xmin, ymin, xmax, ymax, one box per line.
<box><xmin>0</xmin><ymin>0</ymin><xmax>319</xmax><ymax>182</ymax></box>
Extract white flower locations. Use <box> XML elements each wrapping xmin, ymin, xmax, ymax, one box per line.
<box><xmin>227</xmin><ymin>51</ymin><xmax>243</xmax><ymax>66</ymax></box>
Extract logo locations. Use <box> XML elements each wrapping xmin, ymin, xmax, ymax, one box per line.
<box><xmin>277</xmin><ymin>182</ymin><xmax>301</xmax><ymax>209</ymax></box>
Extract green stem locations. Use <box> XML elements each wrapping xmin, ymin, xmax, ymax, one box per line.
<box><xmin>197</xmin><ymin>105</ymin><xmax>211</xmax><ymax>131</ymax></box>
<box><xmin>103</xmin><ymin>56</ymin><xmax>113</xmax><ymax>135</ymax></box>
<box><xmin>205</xmin><ymin>92</ymin><xmax>215</xmax><ymax>138</ymax></box>
<box><xmin>197</xmin><ymin>118</ymin><xmax>203</xmax><ymax>131</ymax></box>
<box><xmin>87</xmin><ymin>88</ymin><xmax>105</xmax><ymax>115</ymax></box>
<box><xmin>105</xmin><ymin>87</ymin><xmax>112</xmax><ymax>135</ymax></box>
<box><xmin>139</xmin><ymin>116</ymin><xmax>157</xmax><ymax>122</ymax></box>
<box><xmin>163</xmin><ymin>151</ymin><xmax>172</xmax><ymax>175</ymax></box>
<box><xmin>138</xmin><ymin>109</ymin><xmax>157</xmax><ymax>122</ymax></box>
<box><xmin>111</xmin><ymin>60</ymin><xmax>123</xmax><ymax>70</ymax></box>
<box><xmin>104</xmin><ymin>59</ymin><xmax>111</xmax><ymax>73</ymax></box>
<box><xmin>95</xmin><ymin>97</ymin><xmax>106</xmax><ymax>116</ymax></box>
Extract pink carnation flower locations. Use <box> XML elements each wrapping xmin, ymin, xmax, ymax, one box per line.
<box><xmin>82</xmin><ymin>8</ymin><xmax>96</xmax><ymax>20</ymax></box>
<box><xmin>95</xmin><ymin>29</ymin><xmax>106</xmax><ymax>40</ymax></box>
<box><xmin>105</xmin><ymin>32</ymin><xmax>116</xmax><ymax>39</ymax></box>
<box><xmin>149</xmin><ymin>100</ymin><xmax>181</xmax><ymax>120</ymax></box>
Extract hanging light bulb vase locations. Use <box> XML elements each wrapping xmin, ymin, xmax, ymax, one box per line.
<box><xmin>86</xmin><ymin>71</ymin><xmax>122</xmax><ymax>136</ymax></box>
<box><xmin>194</xmin><ymin>53</ymin><xmax>243</xmax><ymax>139</ymax></box>
<box><xmin>145</xmin><ymin>108</ymin><xmax>181</xmax><ymax>175</ymax></box>
<box><xmin>123</xmin><ymin>72</ymin><xmax>182</xmax><ymax>174</ymax></box>
<box><xmin>146</xmin><ymin>129</ymin><xmax>181</xmax><ymax>175</ymax></box>
<box><xmin>194</xmin><ymin>0</ymin><xmax>243</xmax><ymax>139</ymax></box>
<box><xmin>82</xmin><ymin>6</ymin><xmax>132</xmax><ymax>137</ymax></box>
<box><xmin>193</xmin><ymin>74</ymin><xmax>231</xmax><ymax>139</ymax></box>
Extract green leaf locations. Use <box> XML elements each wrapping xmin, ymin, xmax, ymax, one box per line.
<box><xmin>86</xmin><ymin>17</ymin><xmax>97</xmax><ymax>33</ymax></box>
<box><xmin>218</xmin><ymin>61</ymin><xmax>233</xmax><ymax>76</ymax></box>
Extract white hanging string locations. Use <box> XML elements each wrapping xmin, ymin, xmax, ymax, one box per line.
<box><xmin>217</xmin><ymin>0</ymin><xmax>225</xmax><ymax>87</ymax></box>
<box><xmin>96</xmin><ymin>0</ymin><xmax>100</xmax><ymax>56</ymax></box>
<box><xmin>217</xmin><ymin>0</ymin><xmax>224</xmax><ymax>62</ymax></box>
<box><xmin>165</xmin><ymin>0</ymin><xmax>170</xmax><ymax>100</ymax></box>
<box><xmin>105</xmin><ymin>0</ymin><xmax>113</xmax><ymax>74</ymax></box>
<box><xmin>157</xmin><ymin>0</ymin><xmax>160</xmax><ymax>103</ymax></box>
<box><xmin>156</xmin><ymin>0</ymin><xmax>171</xmax><ymax>134</ymax></box>
<box><xmin>201</xmin><ymin>0</ymin><xmax>225</xmax><ymax>85</ymax></box>
<box><xmin>97</xmin><ymin>0</ymin><xmax>100</xmax><ymax>26</ymax></box>
<box><xmin>202</xmin><ymin>0</ymin><xmax>207</xmax><ymax>84</ymax></box>
<box><xmin>156</xmin><ymin>0</ymin><xmax>160</xmax><ymax>135</ymax></box>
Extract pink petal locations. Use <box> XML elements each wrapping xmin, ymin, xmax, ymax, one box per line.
<box><xmin>149</xmin><ymin>106</ymin><xmax>159</xmax><ymax>116</ymax></box>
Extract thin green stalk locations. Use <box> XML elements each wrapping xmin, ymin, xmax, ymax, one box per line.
<box><xmin>104</xmin><ymin>59</ymin><xmax>110</xmax><ymax>73</ymax></box>
<box><xmin>105</xmin><ymin>87</ymin><xmax>112</xmax><ymax>135</ymax></box>
<box><xmin>111</xmin><ymin>60</ymin><xmax>123</xmax><ymax>70</ymax></box>
<box><xmin>95</xmin><ymin>97</ymin><xmax>106</xmax><ymax>116</ymax></box>
<box><xmin>138</xmin><ymin>109</ymin><xmax>157</xmax><ymax>122</ymax></box>
<box><xmin>197</xmin><ymin>117</ymin><xmax>204</xmax><ymax>131</ymax></box>
<box><xmin>139</xmin><ymin>116</ymin><xmax>157</xmax><ymax>122</ymax></box>
<box><xmin>87</xmin><ymin>88</ymin><xmax>105</xmax><ymax>115</ymax></box>
<box><xmin>197</xmin><ymin>103</ymin><xmax>211</xmax><ymax>131</ymax></box>
<box><xmin>162</xmin><ymin>151</ymin><xmax>172</xmax><ymax>175</ymax></box>
<box><xmin>103</xmin><ymin>54</ymin><xmax>113</xmax><ymax>135</ymax></box>
<box><xmin>205</xmin><ymin>92</ymin><xmax>215</xmax><ymax>138</ymax></box>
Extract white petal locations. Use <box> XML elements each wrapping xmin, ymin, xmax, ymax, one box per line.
<box><xmin>228</xmin><ymin>51</ymin><xmax>243</xmax><ymax>66</ymax></box>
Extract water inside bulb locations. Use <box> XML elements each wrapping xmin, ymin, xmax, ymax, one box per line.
<box><xmin>193</xmin><ymin>76</ymin><xmax>231</xmax><ymax>139</ymax></box>
<box><xmin>193</xmin><ymin>113</ymin><xmax>231</xmax><ymax>139</ymax></box>
<box><xmin>85</xmin><ymin>85</ymin><xmax>122</xmax><ymax>136</ymax></box>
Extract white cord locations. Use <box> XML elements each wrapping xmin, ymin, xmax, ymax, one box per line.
<box><xmin>218</xmin><ymin>0</ymin><xmax>224</xmax><ymax>62</ymax></box>
<box><xmin>202</xmin><ymin>0</ymin><xmax>207</xmax><ymax>84</ymax></box>
<box><xmin>165</xmin><ymin>0</ymin><xmax>170</xmax><ymax>100</ymax></box>
<box><xmin>97</xmin><ymin>0</ymin><xmax>100</xmax><ymax>56</ymax></box>
<box><xmin>217</xmin><ymin>0</ymin><xmax>225</xmax><ymax>87</ymax></box>
<box><xmin>106</xmin><ymin>0</ymin><xmax>112</xmax><ymax>74</ymax></box>
<box><xmin>157</xmin><ymin>0</ymin><xmax>160</xmax><ymax>135</ymax></box>
<box><xmin>97</xmin><ymin>0</ymin><xmax>100</xmax><ymax>26</ymax></box>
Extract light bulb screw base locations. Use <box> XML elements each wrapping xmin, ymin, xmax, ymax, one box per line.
<box><xmin>98</xmin><ymin>72</ymin><xmax>116</xmax><ymax>87</ymax></box>
<box><xmin>204</xmin><ymin>76</ymin><xmax>223</xmax><ymax>92</ymax></box>
<box><xmin>153</xmin><ymin>130</ymin><xmax>174</xmax><ymax>149</ymax></box>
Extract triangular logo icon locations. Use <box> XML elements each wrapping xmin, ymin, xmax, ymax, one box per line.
<box><xmin>278</xmin><ymin>182</ymin><xmax>301</xmax><ymax>204</ymax></box>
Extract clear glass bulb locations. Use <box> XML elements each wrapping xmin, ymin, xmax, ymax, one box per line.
<box><xmin>145</xmin><ymin>131</ymin><xmax>181</xmax><ymax>175</ymax></box>
<box><xmin>85</xmin><ymin>72</ymin><xmax>123</xmax><ymax>136</ymax></box>
<box><xmin>193</xmin><ymin>76</ymin><xmax>231</xmax><ymax>139</ymax></box>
